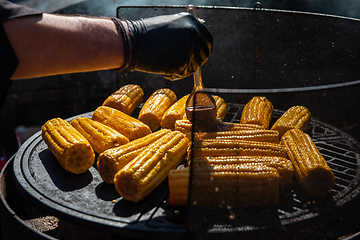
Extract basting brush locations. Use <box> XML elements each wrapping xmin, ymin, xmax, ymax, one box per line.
<box><xmin>185</xmin><ymin>68</ymin><xmax>233</xmax><ymax>132</ymax></box>
<box><xmin>184</xmin><ymin>4</ymin><xmax>232</xmax><ymax>132</ymax></box>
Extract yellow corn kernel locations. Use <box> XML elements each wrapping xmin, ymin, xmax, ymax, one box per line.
<box><xmin>281</xmin><ymin>129</ymin><xmax>335</xmax><ymax>197</ymax></box>
<box><xmin>102</xmin><ymin>84</ymin><xmax>144</xmax><ymax>115</ymax></box>
<box><xmin>271</xmin><ymin>105</ymin><xmax>311</xmax><ymax>137</ymax></box>
<box><xmin>41</xmin><ymin>118</ymin><xmax>95</xmax><ymax>174</ymax></box>
<box><xmin>194</xmin><ymin>156</ymin><xmax>293</xmax><ymax>191</ymax></box>
<box><xmin>194</xmin><ymin>129</ymin><xmax>280</xmax><ymax>143</ymax></box>
<box><xmin>97</xmin><ymin>129</ymin><xmax>171</xmax><ymax>184</ymax></box>
<box><xmin>229</xmin><ymin>123</ymin><xmax>266</xmax><ymax>131</ymax></box>
<box><xmin>193</xmin><ymin>139</ymin><xmax>287</xmax><ymax>159</ymax></box>
<box><xmin>240</xmin><ymin>96</ymin><xmax>274</xmax><ymax>129</ymax></box>
<box><xmin>174</xmin><ymin>119</ymin><xmax>193</xmax><ymax>142</ymax></box>
<box><xmin>114</xmin><ymin>130</ymin><xmax>189</xmax><ymax>202</ymax></box>
<box><xmin>138</xmin><ymin>88</ymin><xmax>177</xmax><ymax>131</ymax></box>
<box><xmin>168</xmin><ymin>167</ymin><xmax>189</xmax><ymax>207</ymax></box>
<box><xmin>70</xmin><ymin>117</ymin><xmax>129</xmax><ymax>154</ymax></box>
<box><xmin>212</xmin><ymin>95</ymin><xmax>227</xmax><ymax>121</ymax></box>
<box><xmin>92</xmin><ymin>106</ymin><xmax>151</xmax><ymax>141</ymax></box>
<box><xmin>161</xmin><ymin>94</ymin><xmax>189</xmax><ymax>130</ymax></box>
<box><xmin>174</xmin><ymin>119</ymin><xmax>265</xmax><ymax>142</ymax></box>
<box><xmin>169</xmin><ymin>164</ymin><xmax>279</xmax><ymax>207</ymax></box>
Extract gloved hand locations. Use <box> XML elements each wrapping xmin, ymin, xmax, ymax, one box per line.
<box><xmin>113</xmin><ymin>12</ymin><xmax>213</xmax><ymax>80</ymax></box>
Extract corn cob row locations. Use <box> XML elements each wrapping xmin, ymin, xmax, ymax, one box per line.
<box><xmin>102</xmin><ymin>84</ymin><xmax>144</xmax><ymax>115</ymax></box>
<box><xmin>97</xmin><ymin>129</ymin><xmax>171</xmax><ymax>184</ymax></box>
<box><xmin>192</xmin><ymin>139</ymin><xmax>287</xmax><ymax>159</ymax></box>
<box><xmin>41</xmin><ymin>118</ymin><xmax>95</xmax><ymax>174</ymax></box>
<box><xmin>114</xmin><ymin>130</ymin><xmax>189</xmax><ymax>202</ymax></box>
<box><xmin>194</xmin><ymin>129</ymin><xmax>280</xmax><ymax>144</ymax></box>
<box><xmin>281</xmin><ymin>129</ymin><xmax>335</xmax><ymax>197</ymax></box>
<box><xmin>169</xmin><ymin>164</ymin><xmax>280</xmax><ymax>207</ymax></box>
<box><xmin>160</xmin><ymin>94</ymin><xmax>189</xmax><ymax>130</ymax></box>
<box><xmin>92</xmin><ymin>106</ymin><xmax>151</xmax><ymax>141</ymax></box>
<box><xmin>240</xmin><ymin>96</ymin><xmax>274</xmax><ymax>129</ymax></box>
<box><xmin>70</xmin><ymin>117</ymin><xmax>129</xmax><ymax>154</ymax></box>
<box><xmin>271</xmin><ymin>105</ymin><xmax>311</xmax><ymax>137</ymax></box>
<box><xmin>138</xmin><ymin>88</ymin><xmax>177</xmax><ymax>131</ymax></box>
<box><xmin>193</xmin><ymin>156</ymin><xmax>293</xmax><ymax>191</ymax></box>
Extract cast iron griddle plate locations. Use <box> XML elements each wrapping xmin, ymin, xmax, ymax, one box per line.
<box><xmin>12</xmin><ymin>106</ymin><xmax>360</xmax><ymax>237</ymax></box>
<box><xmin>12</xmin><ymin>112</ymin><xmax>186</xmax><ymax>239</ymax></box>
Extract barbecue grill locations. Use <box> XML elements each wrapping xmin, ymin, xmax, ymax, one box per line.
<box><xmin>2</xmin><ymin>4</ymin><xmax>360</xmax><ymax>240</ymax></box>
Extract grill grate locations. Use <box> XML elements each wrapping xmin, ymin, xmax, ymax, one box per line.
<box><xmin>185</xmin><ymin>103</ymin><xmax>360</xmax><ymax>236</ymax></box>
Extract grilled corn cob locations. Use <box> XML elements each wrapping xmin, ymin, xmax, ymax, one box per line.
<box><xmin>92</xmin><ymin>106</ymin><xmax>151</xmax><ymax>141</ymax></box>
<box><xmin>194</xmin><ymin>156</ymin><xmax>293</xmax><ymax>191</ymax></box>
<box><xmin>212</xmin><ymin>95</ymin><xmax>227</xmax><ymax>121</ymax></box>
<box><xmin>271</xmin><ymin>105</ymin><xmax>311</xmax><ymax>137</ymax></box>
<box><xmin>194</xmin><ymin>129</ymin><xmax>280</xmax><ymax>143</ymax></box>
<box><xmin>168</xmin><ymin>167</ymin><xmax>189</xmax><ymax>207</ymax></box>
<box><xmin>280</xmin><ymin>129</ymin><xmax>335</xmax><ymax>197</ymax></box>
<box><xmin>97</xmin><ymin>129</ymin><xmax>171</xmax><ymax>184</ymax></box>
<box><xmin>138</xmin><ymin>88</ymin><xmax>177</xmax><ymax>131</ymax></box>
<box><xmin>161</xmin><ymin>94</ymin><xmax>189</xmax><ymax>130</ymax></box>
<box><xmin>240</xmin><ymin>96</ymin><xmax>274</xmax><ymax>129</ymax></box>
<box><xmin>114</xmin><ymin>130</ymin><xmax>189</xmax><ymax>202</ymax></box>
<box><xmin>41</xmin><ymin>118</ymin><xmax>95</xmax><ymax>174</ymax></box>
<box><xmin>192</xmin><ymin>139</ymin><xmax>287</xmax><ymax>159</ymax></box>
<box><xmin>229</xmin><ymin>123</ymin><xmax>266</xmax><ymax>131</ymax></box>
<box><xmin>70</xmin><ymin>117</ymin><xmax>129</xmax><ymax>154</ymax></box>
<box><xmin>169</xmin><ymin>164</ymin><xmax>280</xmax><ymax>207</ymax></box>
<box><xmin>102</xmin><ymin>84</ymin><xmax>144</xmax><ymax>115</ymax></box>
<box><xmin>174</xmin><ymin>119</ymin><xmax>266</xmax><ymax>142</ymax></box>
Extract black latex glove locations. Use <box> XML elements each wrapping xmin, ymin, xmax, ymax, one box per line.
<box><xmin>114</xmin><ymin>12</ymin><xmax>213</xmax><ymax>80</ymax></box>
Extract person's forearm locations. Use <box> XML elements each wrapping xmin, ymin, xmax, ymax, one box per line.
<box><xmin>3</xmin><ymin>13</ymin><xmax>125</xmax><ymax>80</ymax></box>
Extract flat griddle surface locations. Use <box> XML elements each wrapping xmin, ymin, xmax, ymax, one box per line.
<box><xmin>12</xmin><ymin>112</ymin><xmax>185</xmax><ymax>239</ymax></box>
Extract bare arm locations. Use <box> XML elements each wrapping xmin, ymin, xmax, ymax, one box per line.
<box><xmin>3</xmin><ymin>13</ymin><xmax>125</xmax><ymax>80</ymax></box>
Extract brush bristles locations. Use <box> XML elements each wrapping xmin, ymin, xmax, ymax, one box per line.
<box><xmin>192</xmin><ymin>118</ymin><xmax>233</xmax><ymax>132</ymax></box>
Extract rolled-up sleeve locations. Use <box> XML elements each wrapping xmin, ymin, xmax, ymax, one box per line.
<box><xmin>0</xmin><ymin>0</ymin><xmax>42</xmax><ymax>105</ymax></box>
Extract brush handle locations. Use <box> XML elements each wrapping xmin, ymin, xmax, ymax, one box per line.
<box><xmin>185</xmin><ymin>5</ymin><xmax>216</xmax><ymax>113</ymax></box>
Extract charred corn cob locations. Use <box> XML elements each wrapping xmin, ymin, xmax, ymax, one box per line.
<box><xmin>169</xmin><ymin>164</ymin><xmax>280</xmax><ymax>207</ymax></box>
<box><xmin>281</xmin><ymin>129</ymin><xmax>335</xmax><ymax>197</ymax></box>
<box><xmin>92</xmin><ymin>106</ymin><xmax>151</xmax><ymax>141</ymax></box>
<box><xmin>102</xmin><ymin>84</ymin><xmax>144</xmax><ymax>115</ymax></box>
<box><xmin>192</xmin><ymin>139</ymin><xmax>287</xmax><ymax>159</ymax></box>
<box><xmin>97</xmin><ymin>129</ymin><xmax>171</xmax><ymax>184</ymax></box>
<box><xmin>194</xmin><ymin>156</ymin><xmax>293</xmax><ymax>191</ymax></box>
<box><xmin>41</xmin><ymin>118</ymin><xmax>95</xmax><ymax>174</ymax></box>
<box><xmin>194</xmin><ymin>129</ymin><xmax>280</xmax><ymax>143</ymax></box>
<box><xmin>271</xmin><ymin>105</ymin><xmax>311</xmax><ymax>137</ymax></box>
<box><xmin>161</xmin><ymin>94</ymin><xmax>189</xmax><ymax>130</ymax></box>
<box><xmin>138</xmin><ymin>88</ymin><xmax>177</xmax><ymax>131</ymax></box>
<box><xmin>114</xmin><ymin>130</ymin><xmax>189</xmax><ymax>202</ymax></box>
<box><xmin>70</xmin><ymin>117</ymin><xmax>129</xmax><ymax>154</ymax></box>
<box><xmin>240</xmin><ymin>96</ymin><xmax>274</xmax><ymax>129</ymax></box>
